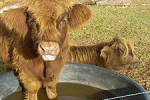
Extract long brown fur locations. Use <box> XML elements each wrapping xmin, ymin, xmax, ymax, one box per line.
<box><xmin>0</xmin><ymin>1</ymin><xmax>92</xmax><ymax>100</ymax></box>
<box><xmin>67</xmin><ymin>36</ymin><xmax>139</xmax><ymax>70</ymax></box>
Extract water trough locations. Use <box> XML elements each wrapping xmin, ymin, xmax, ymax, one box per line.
<box><xmin>0</xmin><ymin>63</ymin><xmax>150</xmax><ymax>100</ymax></box>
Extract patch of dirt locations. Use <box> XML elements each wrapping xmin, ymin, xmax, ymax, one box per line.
<box><xmin>117</xmin><ymin>61</ymin><xmax>150</xmax><ymax>92</ymax></box>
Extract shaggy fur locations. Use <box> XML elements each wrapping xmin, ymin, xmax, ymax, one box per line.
<box><xmin>0</xmin><ymin>1</ymin><xmax>91</xmax><ymax>100</ymax></box>
<box><xmin>67</xmin><ymin>36</ymin><xmax>139</xmax><ymax>70</ymax></box>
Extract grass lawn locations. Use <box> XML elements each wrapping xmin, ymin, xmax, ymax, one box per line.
<box><xmin>69</xmin><ymin>0</ymin><xmax>150</xmax><ymax>91</ymax></box>
<box><xmin>0</xmin><ymin>0</ymin><xmax>150</xmax><ymax>92</ymax></box>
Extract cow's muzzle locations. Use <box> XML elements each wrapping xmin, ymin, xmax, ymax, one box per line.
<box><xmin>38</xmin><ymin>41</ymin><xmax>60</xmax><ymax>61</ymax></box>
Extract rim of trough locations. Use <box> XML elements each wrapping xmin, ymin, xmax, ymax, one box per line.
<box><xmin>60</xmin><ymin>63</ymin><xmax>150</xmax><ymax>100</ymax></box>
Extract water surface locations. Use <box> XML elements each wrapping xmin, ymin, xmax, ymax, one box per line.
<box><xmin>4</xmin><ymin>83</ymin><xmax>120</xmax><ymax>100</ymax></box>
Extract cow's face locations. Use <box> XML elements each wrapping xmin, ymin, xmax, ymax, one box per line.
<box><xmin>0</xmin><ymin>3</ymin><xmax>92</xmax><ymax>61</ymax></box>
<box><xmin>34</xmin><ymin>5</ymin><xmax>70</xmax><ymax>61</ymax></box>
<box><xmin>100</xmin><ymin>37</ymin><xmax>139</xmax><ymax>70</ymax></box>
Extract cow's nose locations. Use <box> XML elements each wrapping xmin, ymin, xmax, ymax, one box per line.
<box><xmin>39</xmin><ymin>45</ymin><xmax>58</xmax><ymax>55</ymax></box>
<box><xmin>38</xmin><ymin>41</ymin><xmax>60</xmax><ymax>61</ymax></box>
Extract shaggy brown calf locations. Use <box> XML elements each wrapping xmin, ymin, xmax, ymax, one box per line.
<box><xmin>0</xmin><ymin>0</ymin><xmax>91</xmax><ymax>100</ymax></box>
<box><xmin>67</xmin><ymin>36</ymin><xmax>139</xmax><ymax>70</ymax></box>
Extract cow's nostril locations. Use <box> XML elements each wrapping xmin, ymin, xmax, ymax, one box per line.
<box><xmin>50</xmin><ymin>47</ymin><xmax>58</xmax><ymax>54</ymax></box>
<box><xmin>40</xmin><ymin>45</ymin><xmax>45</xmax><ymax>52</ymax></box>
<box><xmin>49</xmin><ymin>46</ymin><xmax>55</xmax><ymax>51</ymax></box>
<box><xmin>53</xmin><ymin>47</ymin><xmax>58</xmax><ymax>52</ymax></box>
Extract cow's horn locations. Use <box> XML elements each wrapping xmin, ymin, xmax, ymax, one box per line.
<box><xmin>115</xmin><ymin>32</ymin><xmax>120</xmax><ymax>37</ymax></box>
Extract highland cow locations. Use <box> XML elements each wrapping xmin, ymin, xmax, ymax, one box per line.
<box><xmin>67</xmin><ymin>36</ymin><xmax>139</xmax><ymax>70</ymax></box>
<box><xmin>0</xmin><ymin>0</ymin><xmax>91</xmax><ymax>100</ymax></box>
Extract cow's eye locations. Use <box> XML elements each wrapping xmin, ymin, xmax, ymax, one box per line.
<box><xmin>57</xmin><ymin>19</ymin><xmax>67</xmax><ymax>33</ymax></box>
<box><xmin>27</xmin><ymin>17</ymin><xmax>39</xmax><ymax>34</ymax></box>
<box><xmin>117</xmin><ymin>46</ymin><xmax>124</xmax><ymax>53</ymax></box>
<box><xmin>57</xmin><ymin>12</ymin><xmax>68</xmax><ymax>23</ymax></box>
<box><xmin>58</xmin><ymin>21</ymin><xmax>64</xmax><ymax>29</ymax></box>
<box><xmin>56</xmin><ymin>12</ymin><xmax>68</xmax><ymax>33</ymax></box>
<box><xmin>58</xmin><ymin>19</ymin><xmax>67</xmax><ymax>29</ymax></box>
<box><xmin>28</xmin><ymin>19</ymin><xmax>35</xmax><ymax>28</ymax></box>
<box><xmin>30</xmin><ymin>19</ymin><xmax>35</xmax><ymax>25</ymax></box>
<box><xmin>26</xmin><ymin>12</ymin><xmax>35</xmax><ymax>26</ymax></box>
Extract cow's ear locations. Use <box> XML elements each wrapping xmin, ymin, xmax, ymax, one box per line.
<box><xmin>0</xmin><ymin>8</ymin><xmax>28</xmax><ymax>37</ymax></box>
<box><xmin>68</xmin><ymin>4</ymin><xmax>92</xmax><ymax>29</ymax></box>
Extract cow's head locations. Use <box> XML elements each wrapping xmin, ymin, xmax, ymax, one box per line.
<box><xmin>0</xmin><ymin>1</ymin><xmax>92</xmax><ymax>61</ymax></box>
<box><xmin>100</xmin><ymin>36</ymin><xmax>139</xmax><ymax>70</ymax></box>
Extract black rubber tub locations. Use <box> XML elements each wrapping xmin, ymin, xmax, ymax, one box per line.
<box><xmin>0</xmin><ymin>63</ymin><xmax>150</xmax><ymax>100</ymax></box>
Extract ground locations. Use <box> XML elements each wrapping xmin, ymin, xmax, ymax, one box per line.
<box><xmin>0</xmin><ymin>0</ymin><xmax>150</xmax><ymax>94</ymax></box>
<box><xmin>69</xmin><ymin>0</ymin><xmax>150</xmax><ymax>92</ymax></box>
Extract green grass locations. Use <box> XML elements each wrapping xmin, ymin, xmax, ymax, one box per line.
<box><xmin>0</xmin><ymin>61</ymin><xmax>5</xmax><ymax>74</ymax></box>
<box><xmin>70</xmin><ymin>3</ymin><xmax>150</xmax><ymax>42</ymax></box>
<box><xmin>69</xmin><ymin>0</ymin><xmax>150</xmax><ymax>63</ymax></box>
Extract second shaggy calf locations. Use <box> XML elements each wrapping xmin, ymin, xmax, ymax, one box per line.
<box><xmin>67</xmin><ymin>36</ymin><xmax>139</xmax><ymax>70</ymax></box>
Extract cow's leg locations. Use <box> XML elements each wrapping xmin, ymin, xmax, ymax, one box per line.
<box><xmin>24</xmin><ymin>80</ymin><xmax>41</xmax><ymax>100</ymax></box>
<box><xmin>45</xmin><ymin>76</ymin><xmax>59</xmax><ymax>99</ymax></box>
<box><xmin>18</xmin><ymin>72</ymin><xmax>41</xmax><ymax>100</ymax></box>
<box><xmin>44</xmin><ymin>62</ymin><xmax>63</xmax><ymax>99</ymax></box>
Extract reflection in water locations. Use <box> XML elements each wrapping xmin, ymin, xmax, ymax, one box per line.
<box><xmin>4</xmin><ymin>83</ymin><xmax>119</xmax><ymax>100</ymax></box>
